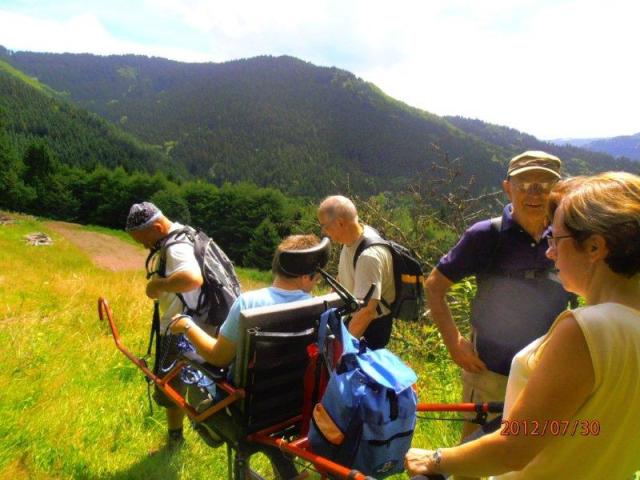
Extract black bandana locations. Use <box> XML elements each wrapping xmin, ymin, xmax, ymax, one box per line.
<box><xmin>125</xmin><ymin>202</ymin><xmax>163</xmax><ymax>231</ymax></box>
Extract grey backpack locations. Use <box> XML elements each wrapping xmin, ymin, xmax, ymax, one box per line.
<box><xmin>147</xmin><ymin>226</ymin><xmax>241</xmax><ymax>327</ymax></box>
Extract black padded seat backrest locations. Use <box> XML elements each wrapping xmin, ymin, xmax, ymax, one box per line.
<box><xmin>244</xmin><ymin>327</ymin><xmax>315</xmax><ymax>432</ymax></box>
<box><xmin>234</xmin><ymin>293</ymin><xmax>343</xmax><ymax>433</ymax></box>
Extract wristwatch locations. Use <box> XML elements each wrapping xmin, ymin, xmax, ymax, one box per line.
<box><xmin>432</xmin><ymin>448</ymin><xmax>443</xmax><ymax>470</ymax></box>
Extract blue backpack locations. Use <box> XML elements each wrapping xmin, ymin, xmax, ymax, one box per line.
<box><xmin>308</xmin><ymin>309</ymin><xmax>417</xmax><ymax>478</ymax></box>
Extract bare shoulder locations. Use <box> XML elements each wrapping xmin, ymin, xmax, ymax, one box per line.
<box><xmin>532</xmin><ymin>311</ymin><xmax>595</xmax><ymax>392</ymax></box>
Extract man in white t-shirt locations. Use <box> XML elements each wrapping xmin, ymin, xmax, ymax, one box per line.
<box><xmin>317</xmin><ymin>195</ymin><xmax>395</xmax><ymax>349</ymax></box>
<box><xmin>126</xmin><ymin>202</ymin><xmax>204</xmax><ymax>451</ymax></box>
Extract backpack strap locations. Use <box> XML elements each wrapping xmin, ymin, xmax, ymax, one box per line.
<box><xmin>483</xmin><ymin>216</ymin><xmax>503</xmax><ymax>274</ymax></box>
<box><xmin>484</xmin><ymin>217</ymin><xmax>566</xmax><ymax>282</ymax></box>
<box><xmin>145</xmin><ymin>227</ymin><xmax>195</xmax><ymax>278</ymax></box>
<box><xmin>149</xmin><ymin>226</ymin><xmax>200</xmax><ymax>311</ymax></box>
<box><xmin>352</xmin><ymin>235</ymin><xmax>393</xmax><ymax>313</ymax></box>
<box><xmin>352</xmin><ymin>236</ymin><xmax>387</xmax><ymax>269</ymax></box>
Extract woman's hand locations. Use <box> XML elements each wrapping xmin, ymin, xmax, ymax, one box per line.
<box><xmin>405</xmin><ymin>448</ymin><xmax>439</xmax><ymax>476</ymax></box>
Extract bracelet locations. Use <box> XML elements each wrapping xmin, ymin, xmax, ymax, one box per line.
<box><xmin>183</xmin><ymin>319</ymin><xmax>193</xmax><ymax>334</ymax></box>
<box><xmin>168</xmin><ymin>314</ymin><xmax>192</xmax><ymax>333</ymax></box>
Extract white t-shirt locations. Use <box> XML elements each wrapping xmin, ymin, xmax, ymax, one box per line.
<box><xmin>154</xmin><ymin>223</ymin><xmax>202</xmax><ymax>330</ymax></box>
<box><xmin>338</xmin><ymin>225</ymin><xmax>395</xmax><ymax>317</ymax></box>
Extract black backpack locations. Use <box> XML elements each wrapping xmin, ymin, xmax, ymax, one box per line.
<box><xmin>146</xmin><ymin>226</ymin><xmax>242</xmax><ymax>327</ymax></box>
<box><xmin>353</xmin><ymin>233</ymin><xmax>425</xmax><ymax>322</ymax></box>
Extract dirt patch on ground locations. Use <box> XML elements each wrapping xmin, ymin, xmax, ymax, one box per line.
<box><xmin>46</xmin><ymin>221</ymin><xmax>146</xmax><ymax>271</ymax></box>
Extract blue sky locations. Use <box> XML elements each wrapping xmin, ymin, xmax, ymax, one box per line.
<box><xmin>1</xmin><ymin>0</ymin><xmax>638</xmax><ymax>139</ymax></box>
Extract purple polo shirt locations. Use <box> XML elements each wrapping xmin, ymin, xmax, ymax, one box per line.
<box><xmin>437</xmin><ymin>204</ymin><xmax>574</xmax><ymax>375</ymax></box>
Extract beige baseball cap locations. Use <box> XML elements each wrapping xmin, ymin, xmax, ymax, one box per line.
<box><xmin>507</xmin><ymin>151</ymin><xmax>562</xmax><ymax>179</ymax></box>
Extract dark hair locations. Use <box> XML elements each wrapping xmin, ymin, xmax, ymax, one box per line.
<box><xmin>548</xmin><ymin>172</ymin><xmax>640</xmax><ymax>277</ymax></box>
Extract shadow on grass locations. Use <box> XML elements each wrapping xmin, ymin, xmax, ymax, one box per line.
<box><xmin>97</xmin><ymin>445</ymin><xmax>184</xmax><ymax>480</ymax></box>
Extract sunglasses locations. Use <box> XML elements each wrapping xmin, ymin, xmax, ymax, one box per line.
<box><xmin>512</xmin><ymin>181</ymin><xmax>556</xmax><ymax>194</ymax></box>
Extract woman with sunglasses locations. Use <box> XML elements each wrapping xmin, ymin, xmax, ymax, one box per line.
<box><xmin>406</xmin><ymin>171</ymin><xmax>640</xmax><ymax>479</ymax></box>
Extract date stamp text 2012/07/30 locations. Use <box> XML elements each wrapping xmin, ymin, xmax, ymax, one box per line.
<box><xmin>500</xmin><ymin>419</ymin><xmax>600</xmax><ymax>437</ymax></box>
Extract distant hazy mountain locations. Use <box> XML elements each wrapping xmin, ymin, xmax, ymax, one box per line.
<box><xmin>2</xmin><ymin>45</ymin><xmax>637</xmax><ymax>197</ymax></box>
<box><xmin>549</xmin><ymin>137</ymin><xmax>599</xmax><ymax>148</ymax></box>
<box><xmin>445</xmin><ymin>117</ymin><xmax>639</xmax><ymax>174</ymax></box>
<box><xmin>550</xmin><ymin>134</ymin><xmax>640</xmax><ymax>161</ymax></box>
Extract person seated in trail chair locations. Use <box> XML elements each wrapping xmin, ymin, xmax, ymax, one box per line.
<box><xmin>169</xmin><ymin>233</ymin><xmax>327</xmax><ymax>368</ymax></box>
<box><xmin>168</xmin><ymin>234</ymin><xmax>329</xmax><ymax>478</ymax></box>
<box><xmin>126</xmin><ymin>201</ymin><xmax>215</xmax><ymax>451</ymax></box>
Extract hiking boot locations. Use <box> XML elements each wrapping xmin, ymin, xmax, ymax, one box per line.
<box><xmin>168</xmin><ymin>434</ymin><xmax>186</xmax><ymax>450</ymax></box>
<box><xmin>147</xmin><ymin>440</ymin><xmax>184</xmax><ymax>457</ymax></box>
<box><xmin>147</xmin><ymin>431</ymin><xmax>185</xmax><ymax>456</ymax></box>
<box><xmin>192</xmin><ymin>421</ymin><xmax>224</xmax><ymax>448</ymax></box>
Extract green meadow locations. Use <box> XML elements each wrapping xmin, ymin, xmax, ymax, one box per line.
<box><xmin>0</xmin><ymin>215</ymin><xmax>461</xmax><ymax>479</ymax></box>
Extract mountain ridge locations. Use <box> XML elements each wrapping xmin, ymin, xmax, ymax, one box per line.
<box><xmin>2</xmin><ymin>46</ymin><xmax>638</xmax><ymax>196</ymax></box>
<box><xmin>549</xmin><ymin>133</ymin><xmax>640</xmax><ymax>161</ymax></box>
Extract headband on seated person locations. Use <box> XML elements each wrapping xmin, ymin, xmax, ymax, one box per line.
<box><xmin>276</xmin><ymin>237</ymin><xmax>331</xmax><ymax>277</ymax></box>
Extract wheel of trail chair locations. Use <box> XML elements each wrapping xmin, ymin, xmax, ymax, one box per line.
<box><xmin>231</xmin><ymin>447</ymin><xmax>299</xmax><ymax>480</ymax></box>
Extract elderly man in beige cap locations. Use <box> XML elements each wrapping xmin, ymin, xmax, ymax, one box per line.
<box><xmin>423</xmin><ymin>151</ymin><xmax>576</xmax><ymax>478</ymax></box>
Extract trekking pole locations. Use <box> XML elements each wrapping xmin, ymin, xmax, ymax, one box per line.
<box><xmin>98</xmin><ymin>298</ymin><xmax>152</xmax><ymax>373</ymax></box>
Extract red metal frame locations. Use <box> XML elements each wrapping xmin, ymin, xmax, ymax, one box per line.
<box><xmin>99</xmin><ymin>296</ymin><xmax>502</xmax><ymax>480</ymax></box>
<box><xmin>418</xmin><ymin>402</ymin><xmax>501</xmax><ymax>413</ymax></box>
<box><xmin>98</xmin><ymin>297</ymin><xmax>244</xmax><ymax>423</ymax></box>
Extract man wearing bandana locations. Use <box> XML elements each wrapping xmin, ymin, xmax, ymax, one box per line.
<box><xmin>125</xmin><ymin>201</ymin><xmax>204</xmax><ymax>451</ymax></box>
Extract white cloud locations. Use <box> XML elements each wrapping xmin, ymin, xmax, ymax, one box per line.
<box><xmin>351</xmin><ymin>0</ymin><xmax>640</xmax><ymax>138</ymax></box>
<box><xmin>1</xmin><ymin>0</ymin><xmax>638</xmax><ymax>138</ymax></box>
<box><xmin>0</xmin><ymin>9</ymin><xmax>210</xmax><ymax>61</ymax></box>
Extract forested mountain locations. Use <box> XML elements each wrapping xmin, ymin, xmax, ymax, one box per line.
<box><xmin>0</xmin><ymin>58</ymin><xmax>304</xmax><ymax>267</ymax></box>
<box><xmin>0</xmin><ymin>58</ymin><xmax>180</xmax><ymax>176</ymax></box>
<box><xmin>0</xmin><ymin>48</ymin><xmax>509</xmax><ymax>195</ymax></box>
<box><xmin>2</xmin><ymin>46</ymin><xmax>638</xmax><ymax>197</ymax></box>
<box><xmin>445</xmin><ymin>116</ymin><xmax>640</xmax><ymax>175</ymax></box>
<box><xmin>550</xmin><ymin>133</ymin><xmax>640</xmax><ymax>162</ymax></box>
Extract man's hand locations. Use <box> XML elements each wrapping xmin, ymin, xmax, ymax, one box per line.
<box><xmin>348</xmin><ymin>314</ymin><xmax>369</xmax><ymax>338</ymax></box>
<box><xmin>446</xmin><ymin>336</ymin><xmax>487</xmax><ymax>373</ymax></box>
<box><xmin>347</xmin><ymin>298</ymin><xmax>379</xmax><ymax>338</ymax></box>
<box><xmin>405</xmin><ymin>448</ymin><xmax>439</xmax><ymax>476</ymax></box>
<box><xmin>145</xmin><ymin>270</ymin><xmax>202</xmax><ymax>299</ymax></box>
<box><xmin>145</xmin><ymin>275</ymin><xmax>165</xmax><ymax>299</ymax></box>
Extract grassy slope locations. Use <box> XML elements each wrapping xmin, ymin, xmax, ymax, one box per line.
<box><xmin>0</xmin><ymin>59</ymin><xmax>59</xmax><ymax>96</ymax></box>
<box><xmin>0</xmin><ymin>217</ymin><xmax>460</xmax><ymax>479</ymax></box>
<box><xmin>0</xmin><ymin>59</ymin><xmax>181</xmax><ymax>177</ymax></box>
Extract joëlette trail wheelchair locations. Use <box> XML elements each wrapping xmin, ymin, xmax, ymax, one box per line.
<box><xmin>99</xmin><ymin>239</ymin><xmax>502</xmax><ymax>480</ymax></box>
